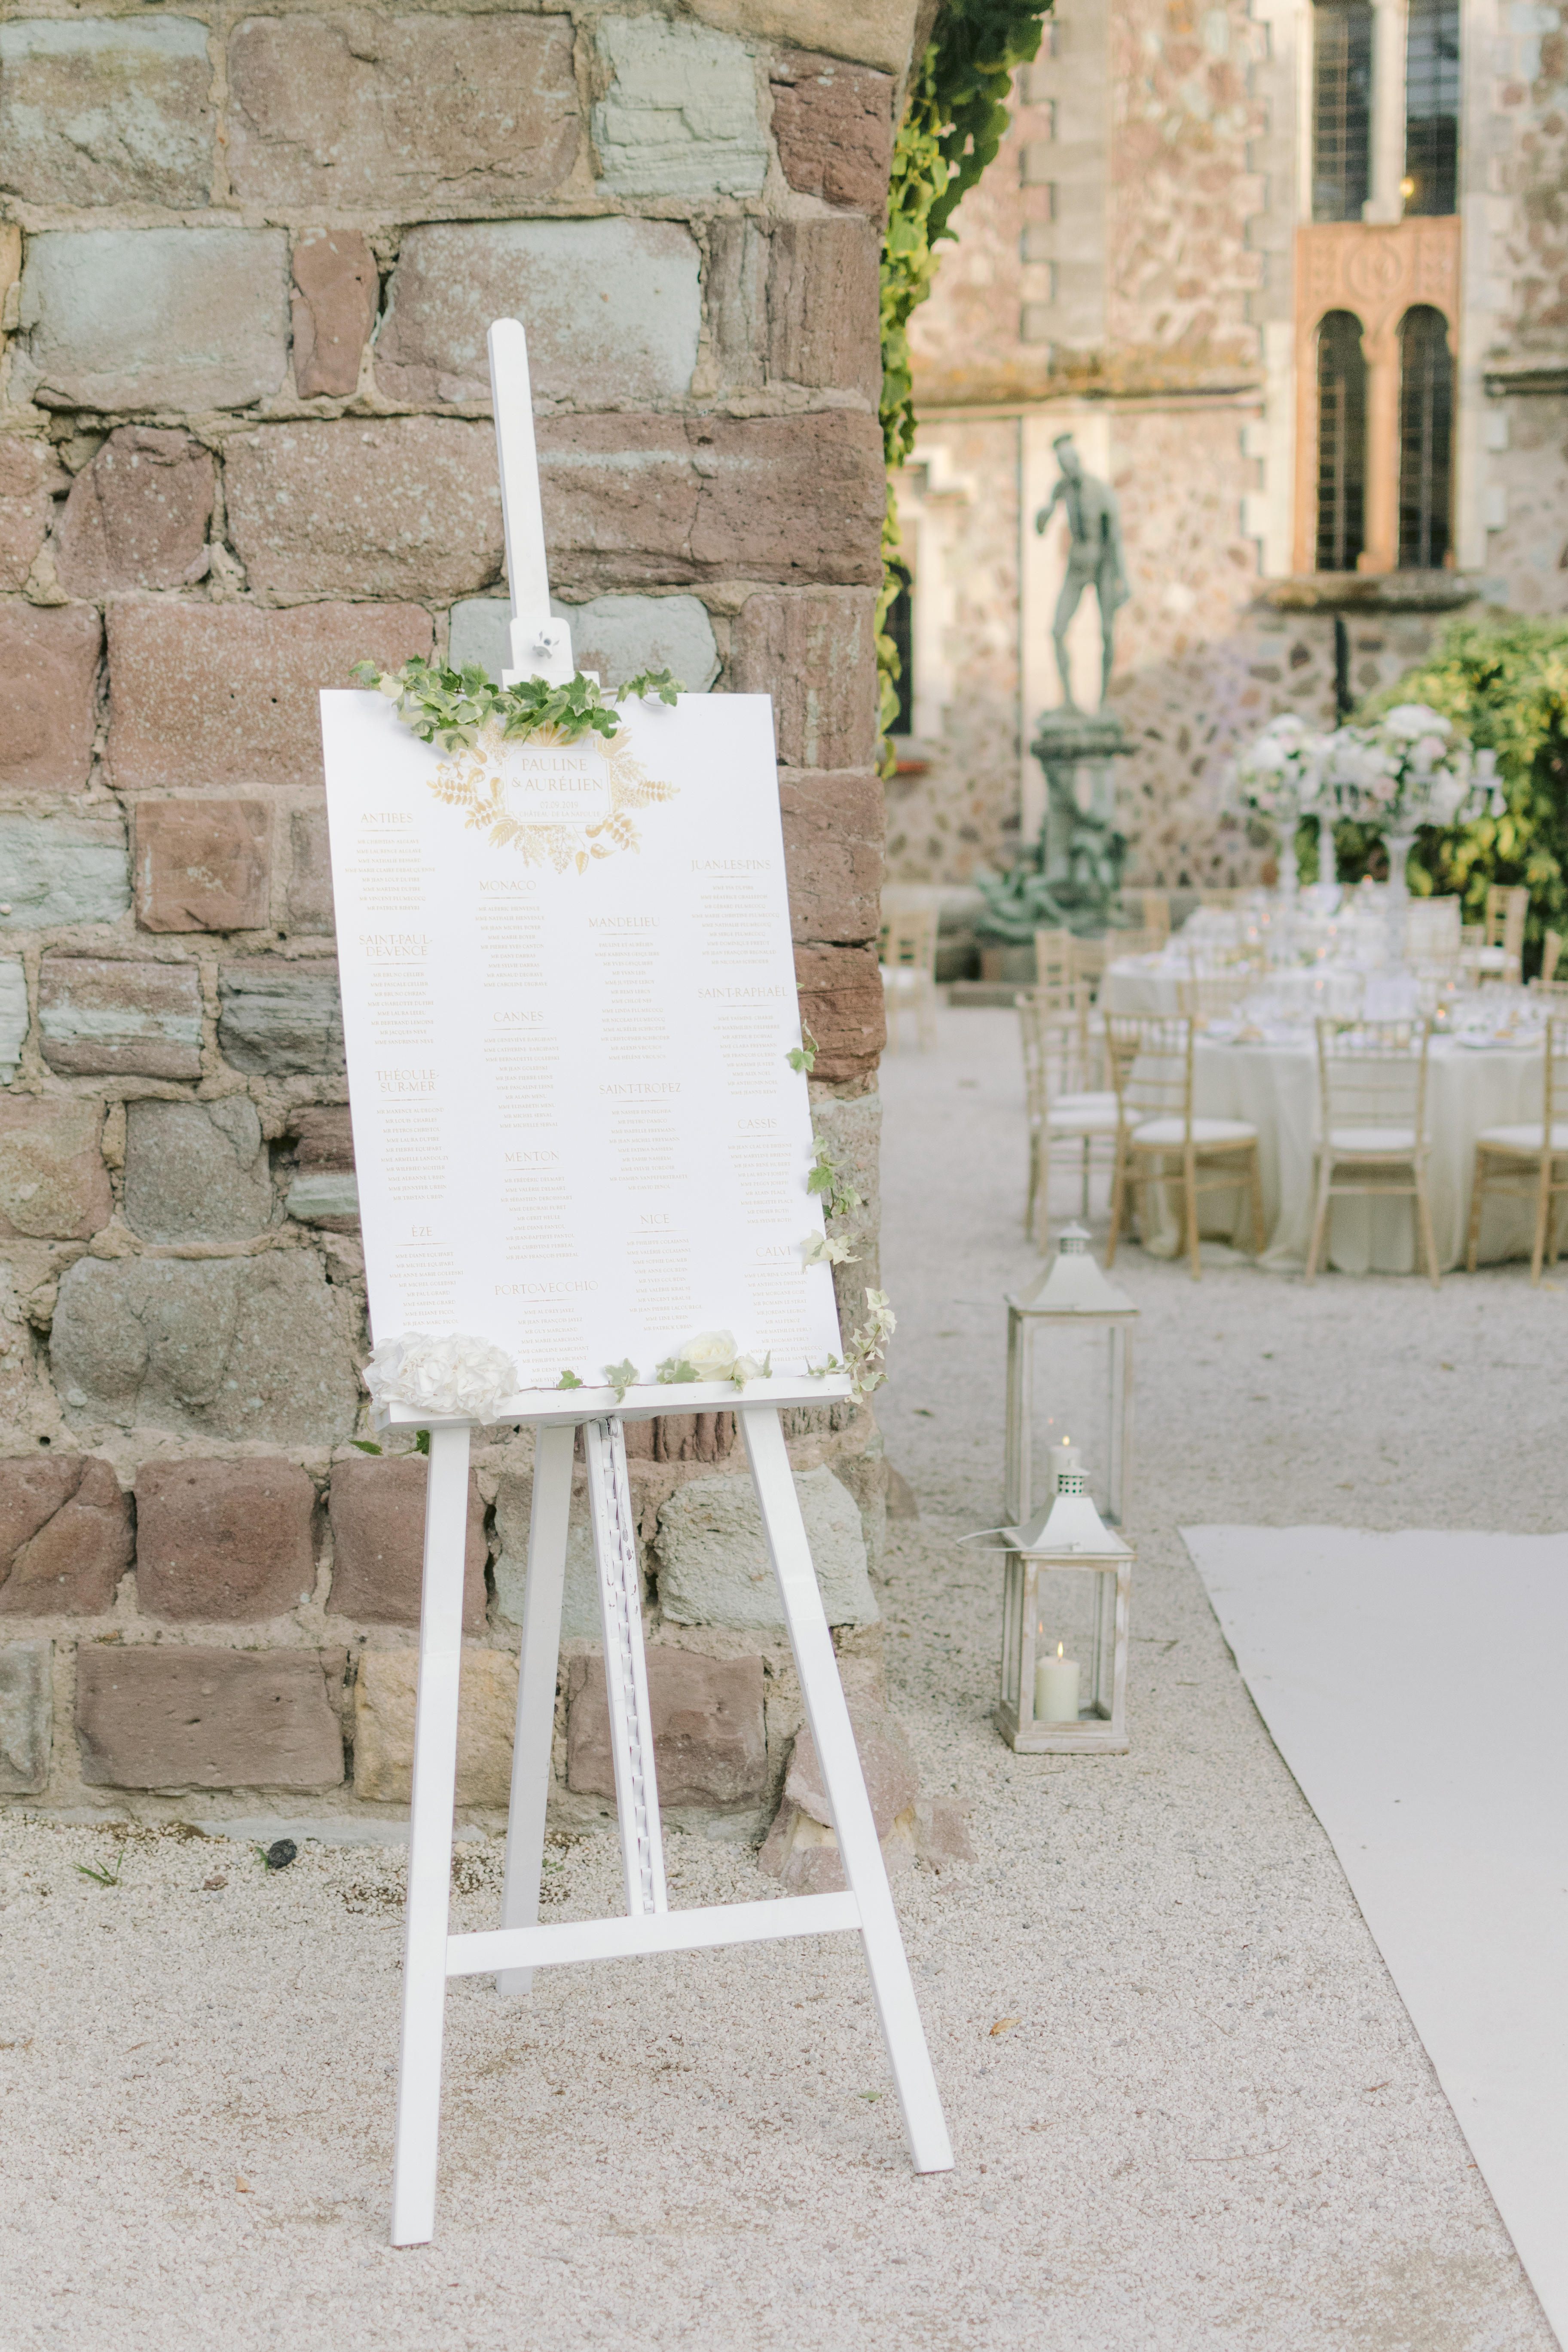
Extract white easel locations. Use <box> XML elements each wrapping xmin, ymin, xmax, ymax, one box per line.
<box><xmin>384</xmin><ymin>321</ymin><xmax>953</xmax><ymax>2248</ymax></box>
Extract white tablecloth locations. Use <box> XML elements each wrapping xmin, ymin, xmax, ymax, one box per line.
<box><xmin>1102</xmin><ymin>958</ymin><xmax>1362</xmax><ymax>1023</ymax></box>
<box><xmin>1140</xmin><ymin>1035</ymin><xmax>1545</xmax><ymax>1272</ymax></box>
<box><xmin>1101</xmin><ymin>956</ymin><xmax>1185</xmax><ymax>1017</ymax></box>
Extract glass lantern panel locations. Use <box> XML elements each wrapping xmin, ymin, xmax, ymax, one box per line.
<box><xmin>1030</xmin><ymin>1564</ymin><xmax>1117</xmax><ymax>1724</ymax></box>
<box><xmin>1018</xmin><ymin>1320</ymin><xmax>1123</xmax><ymax>1526</ymax></box>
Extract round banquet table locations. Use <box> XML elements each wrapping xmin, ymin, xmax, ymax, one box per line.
<box><xmin>1134</xmin><ymin>1033</ymin><xmax>1546</xmax><ymax>1273</ymax></box>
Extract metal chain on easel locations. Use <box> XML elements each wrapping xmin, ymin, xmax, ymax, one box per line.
<box><xmin>589</xmin><ymin>1419</ymin><xmax>660</xmax><ymax>1915</ymax></box>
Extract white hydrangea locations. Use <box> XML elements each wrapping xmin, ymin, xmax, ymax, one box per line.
<box><xmin>364</xmin><ymin>1332</ymin><xmax>519</xmax><ymax>1423</ymax></box>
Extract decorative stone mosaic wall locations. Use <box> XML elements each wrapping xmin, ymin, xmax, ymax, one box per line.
<box><xmin>0</xmin><ymin>0</ymin><xmax>921</xmax><ymax>1826</ymax></box>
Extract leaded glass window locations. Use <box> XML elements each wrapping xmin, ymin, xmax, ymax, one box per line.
<box><xmin>1313</xmin><ymin>0</ymin><xmax>1374</xmax><ymax>222</ymax></box>
<box><xmin>1404</xmin><ymin>0</ymin><xmax>1460</xmax><ymax>216</ymax></box>
<box><xmin>1398</xmin><ymin>306</ymin><xmax>1453</xmax><ymax>568</ymax></box>
<box><xmin>1317</xmin><ymin>311</ymin><xmax>1368</xmax><ymax>572</ymax></box>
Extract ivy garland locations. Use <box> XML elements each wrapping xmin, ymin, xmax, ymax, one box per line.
<box><xmin>877</xmin><ymin>1</ymin><xmax>1054</xmax><ymax>766</ymax></box>
<box><xmin>352</xmin><ymin>656</ymin><xmax>681</xmax><ymax>755</ymax></box>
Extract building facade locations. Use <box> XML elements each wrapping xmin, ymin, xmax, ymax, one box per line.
<box><xmin>887</xmin><ymin>0</ymin><xmax>1568</xmax><ymax>891</ymax></box>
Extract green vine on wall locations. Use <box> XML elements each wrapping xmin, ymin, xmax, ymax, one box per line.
<box><xmin>877</xmin><ymin>1</ymin><xmax>1055</xmax><ymax>768</ymax></box>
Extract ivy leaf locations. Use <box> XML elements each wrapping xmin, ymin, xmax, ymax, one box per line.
<box><xmin>349</xmin><ymin>1439</ymin><xmax>382</xmax><ymax>1455</ymax></box>
<box><xmin>556</xmin><ymin>1369</ymin><xmax>585</xmax><ymax>1390</ymax></box>
<box><xmin>604</xmin><ymin>1358</ymin><xmax>639</xmax><ymax>1402</ymax></box>
<box><xmin>786</xmin><ymin>1024</ymin><xmax>818</xmax><ymax>1075</ymax></box>
<box><xmin>617</xmin><ymin>667</ymin><xmax>683</xmax><ymax>707</ymax></box>
<box><xmin>655</xmin><ymin>1355</ymin><xmax>700</xmax><ymax>1385</ymax></box>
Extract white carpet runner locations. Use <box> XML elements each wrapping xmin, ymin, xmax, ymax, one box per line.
<box><xmin>1183</xmin><ymin>1525</ymin><xmax>1568</xmax><ymax>2347</ymax></box>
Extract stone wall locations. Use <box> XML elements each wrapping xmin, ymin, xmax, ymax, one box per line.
<box><xmin>0</xmin><ymin>0</ymin><xmax>921</xmax><ymax>1823</ymax></box>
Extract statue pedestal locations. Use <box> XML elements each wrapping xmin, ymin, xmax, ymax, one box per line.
<box><xmin>1030</xmin><ymin>712</ymin><xmax>1131</xmax><ymax>928</ymax></box>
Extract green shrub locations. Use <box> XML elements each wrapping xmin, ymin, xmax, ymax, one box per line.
<box><xmin>1317</xmin><ymin>612</ymin><xmax>1568</xmax><ymax>975</ymax></box>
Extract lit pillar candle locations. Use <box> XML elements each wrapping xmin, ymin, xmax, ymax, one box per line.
<box><xmin>1033</xmin><ymin>1640</ymin><xmax>1081</xmax><ymax>1724</ymax></box>
<box><xmin>1051</xmin><ymin>1437</ymin><xmax>1083</xmax><ymax>1491</ymax></box>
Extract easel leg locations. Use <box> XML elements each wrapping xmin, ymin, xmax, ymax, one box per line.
<box><xmin>391</xmin><ymin>1422</ymin><xmax>473</xmax><ymax>2247</ymax></box>
<box><xmin>497</xmin><ymin>1419</ymin><xmax>575</xmax><ymax>1995</ymax></box>
<box><xmin>584</xmin><ymin>1417</ymin><xmax>668</xmax><ymax>1917</ymax></box>
<box><xmin>740</xmin><ymin>1407</ymin><xmax>954</xmax><ymax>2175</ymax></box>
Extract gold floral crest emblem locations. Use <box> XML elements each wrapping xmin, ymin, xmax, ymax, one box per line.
<box><xmin>427</xmin><ymin>718</ymin><xmax>678</xmax><ymax>874</ymax></box>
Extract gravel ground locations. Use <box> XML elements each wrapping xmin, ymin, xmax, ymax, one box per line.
<box><xmin>1</xmin><ymin>1001</ymin><xmax>1562</xmax><ymax>2352</ymax></box>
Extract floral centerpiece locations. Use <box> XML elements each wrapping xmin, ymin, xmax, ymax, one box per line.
<box><xmin>1320</xmin><ymin>705</ymin><xmax>1500</xmax><ymax>965</ymax></box>
<box><xmin>1320</xmin><ymin>704</ymin><xmax>1480</xmax><ymax>828</ymax></box>
<box><xmin>1234</xmin><ymin>715</ymin><xmax>1331</xmax><ymax>895</ymax></box>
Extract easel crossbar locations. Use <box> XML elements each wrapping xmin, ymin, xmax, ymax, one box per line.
<box><xmin>448</xmin><ymin>1892</ymin><xmax>861</xmax><ymax>1978</ymax></box>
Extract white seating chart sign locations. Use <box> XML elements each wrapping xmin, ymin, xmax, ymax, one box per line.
<box><xmin>320</xmin><ymin>692</ymin><xmax>844</xmax><ymax>1399</ymax></box>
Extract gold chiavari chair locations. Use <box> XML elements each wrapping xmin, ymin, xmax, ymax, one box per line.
<box><xmin>1405</xmin><ymin>895</ymin><xmax>1461</xmax><ymax>968</ymax></box>
<box><xmin>1535</xmin><ymin>929</ymin><xmax>1562</xmax><ymax>988</ymax></box>
<box><xmin>1033</xmin><ymin>929</ymin><xmax>1096</xmax><ymax>1078</ymax></box>
<box><xmin>1103</xmin><ymin>1014</ymin><xmax>1265</xmax><ymax>1280</ymax></box>
<box><xmin>1466</xmin><ymin>884</ymin><xmax>1529</xmax><ymax>986</ymax></box>
<box><xmin>1108</xmin><ymin>926</ymin><xmax>1164</xmax><ymax>962</ymax></box>
<box><xmin>1466</xmin><ymin>1014</ymin><xmax>1568</xmax><ymax>1283</ymax></box>
<box><xmin>1306</xmin><ymin>1019</ymin><xmax>1440</xmax><ymax>1287</ymax></box>
<box><xmin>1017</xmin><ymin>988</ymin><xmax>1120</xmax><ymax>1236</ymax></box>
<box><xmin>1196</xmin><ymin>888</ymin><xmax>1247</xmax><ymax>911</ymax></box>
<box><xmin>1120</xmin><ymin>890</ymin><xmax>1171</xmax><ymax>947</ymax></box>
<box><xmin>1177</xmin><ymin>969</ymin><xmax>1253</xmax><ymax>1029</ymax></box>
<box><xmin>1068</xmin><ymin>935</ymin><xmax>1107</xmax><ymax>995</ymax></box>
<box><xmin>1068</xmin><ymin>935</ymin><xmax>1110</xmax><ymax>1087</ymax></box>
<box><xmin>1033</xmin><ymin>928</ymin><xmax>1073</xmax><ymax>1001</ymax></box>
<box><xmin>878</xmin><ymin>905</ymin><xmax>938</xmax><ymax>1053</ymax></box>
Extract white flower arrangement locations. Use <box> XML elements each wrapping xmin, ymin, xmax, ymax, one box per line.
<box><xmin>1320</xmin><ymin>703</ymin><xmax>1487</xmax><ymax>827</ymax></box>
<box><xmin>1234</xmin><ymin>714</ymin><xmax>1330</xmax><ymax>823</ymax></box>
<box><xmin>364</xmin><ymin>1332</ymin><xmax>519</xmax><ymax>1423</ymax></box>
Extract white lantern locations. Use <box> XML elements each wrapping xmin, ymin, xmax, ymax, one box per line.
<box><xmin>996</xmin><ymin>1466</ymin><xmax>1133</xmax><ymax>1754</ymax></box>
<box><xmin>1004</xmin><ymin>1223</ymin><xmax>1137</xmax><ymax>1529</ymax></box>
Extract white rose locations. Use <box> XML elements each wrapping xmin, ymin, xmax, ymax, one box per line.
<box><xmin>677</xmin><ymin>1329</ymin><xmax>740</xmax><ymax>1381</ymax></box>
<box><xmin>731</xmin><ymin>1353</ymin><xmax>768</xmax><ymax>1387</ymax></box>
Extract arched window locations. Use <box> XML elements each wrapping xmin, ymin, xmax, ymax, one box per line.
<box><xmin>1316</xmin><ymin>311</ymin><xmax>1368</xmax><ymax>572</ymax></box>
<box><xmin>1312</xmin><ymin>0</ymin><xmax>1373</xmax><ymax>222</ymax></box>
<box><xmin>1404</xmin><ymin>0</ymin><xmax>1461</xmax><ymax>217</ymax></box>
<box><xmin>1398</xmin><ymin>306</ymin><xmax>1454</xmax><ymax>568</ymax></box>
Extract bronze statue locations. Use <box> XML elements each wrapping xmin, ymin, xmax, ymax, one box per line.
<box><xmin>1034</xmin><ymin>434</ymin><xmax>1128</xmax><ymax>710</ymax></box>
